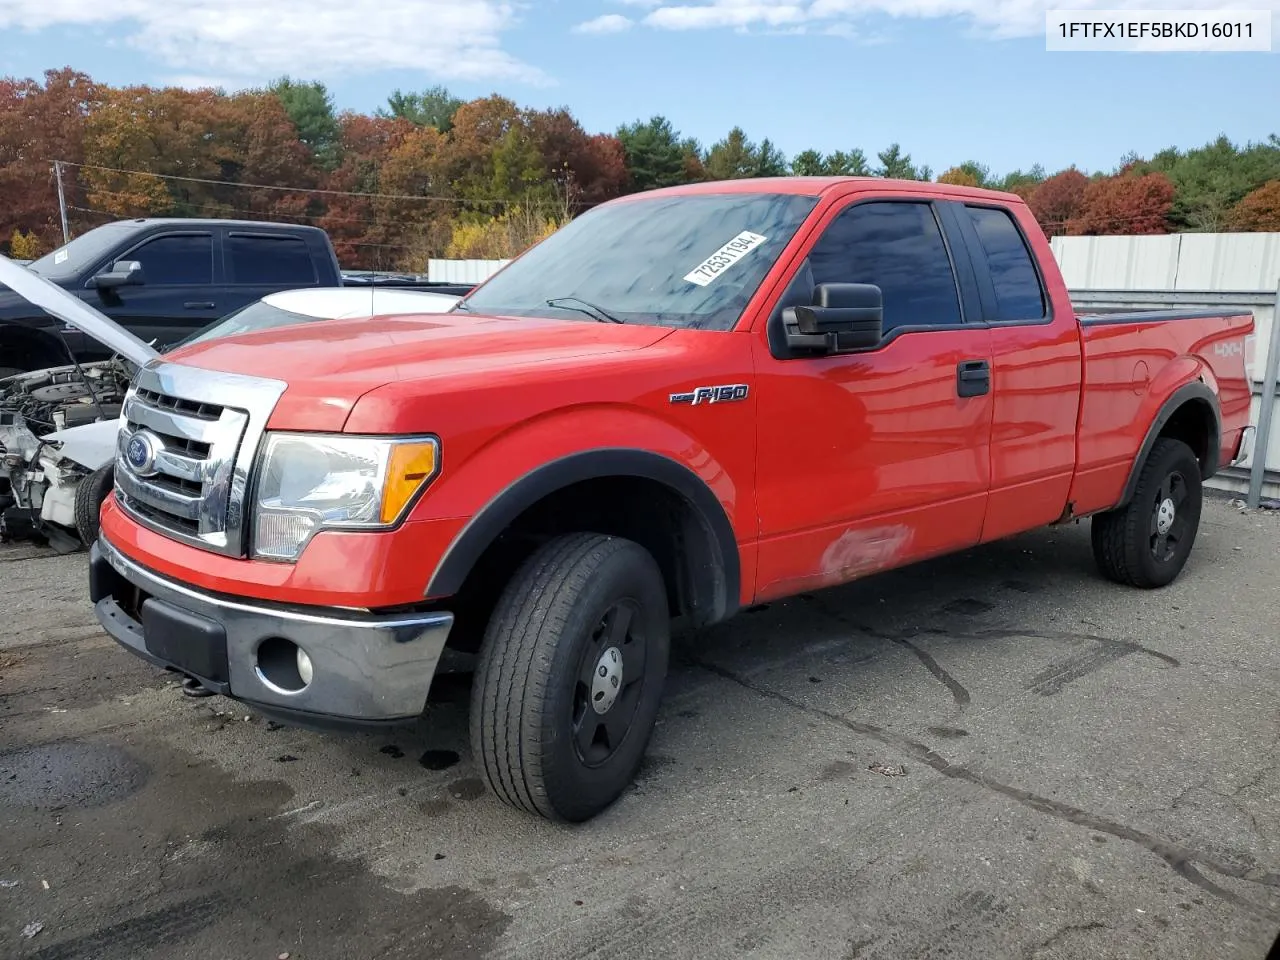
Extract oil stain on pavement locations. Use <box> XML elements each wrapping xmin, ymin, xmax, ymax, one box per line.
<box><xmin>0</xmin><ymin>738</ymin><xmax>509</xmax><ymax>960</ymax></box>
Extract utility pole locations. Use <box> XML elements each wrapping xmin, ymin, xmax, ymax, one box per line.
<box><xmin>53</xmin><ymin>161</ymin><xmax>70</xmax><ymax>244</ymax></box>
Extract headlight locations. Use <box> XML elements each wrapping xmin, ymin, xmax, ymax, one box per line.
<box><xmin>252</xmin><ymin>433</ymin><xmax>439</xmax><ymax>561</ymax></box>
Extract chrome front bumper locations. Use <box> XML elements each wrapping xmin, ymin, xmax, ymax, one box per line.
<box><xmin>90</xmin><ymin>532</ymin><xmax>453</xmax><ymax>724</ymax></box>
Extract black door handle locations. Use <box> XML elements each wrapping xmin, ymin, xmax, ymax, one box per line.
<box><xmin>956</xmin><ymin>359</ymin><xmax>990</xmax><ymax>398</ymax></box>
<box><xmin>184</xmin><ymin>301</ymin><xmax>216</xmax><ymax>309</ymax></box>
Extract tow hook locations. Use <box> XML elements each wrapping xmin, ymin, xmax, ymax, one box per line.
<box><xmin>180</xmin><ymin>676</ymin><xmax>216</xmax><ymax>698</ymax></box>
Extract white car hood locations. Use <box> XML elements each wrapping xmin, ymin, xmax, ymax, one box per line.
<box><xmin>41</xmin><ymin>419</ymin><xmax>119</xmax><ymax>471</ymax></box>
<box><xmin>0</xmin><ymin>254</ymin><xmax>159</xmax><ymax>367</ymax></box>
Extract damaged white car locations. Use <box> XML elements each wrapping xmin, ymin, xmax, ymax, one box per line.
<box><xmin>1</xmin><ymin>359</ymin><xmax>138</xmax><ymax>550</ymax></box>
<box><xmin>0</xmin><ymin>255</ymin><xmax>460</xmax><ymax>550</ymax></box>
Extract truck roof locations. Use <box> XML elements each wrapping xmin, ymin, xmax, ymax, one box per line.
<box><xmin>634</xmin><ymin>176</ymin><xmax>1024</xmax><ymax>204</ymax></box>
<box><xmin>104</xmin><ymin>218</ymin><xmax>329</xmax><ymax>234</ymax></box>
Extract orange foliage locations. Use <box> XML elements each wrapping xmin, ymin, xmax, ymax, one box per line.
<box><xmin>1227</xmin><ymin>180</ymin><xmax>1280</xmax><ymax>231</ymax></box>
<box><xmin>1066</xmin><ymin>172</ymin><xmax>1175</xmax><ymax>235</ymax></box>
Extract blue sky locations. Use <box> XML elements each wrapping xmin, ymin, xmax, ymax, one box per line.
<box><xmin>1</xmin><ymin>1</ymin><xmax>1277</xmax><ymax>178</ymax></box>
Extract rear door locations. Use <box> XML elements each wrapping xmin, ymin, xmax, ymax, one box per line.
<box><xmin>220</xmin><ymin>230</ymin><xmax>324</xmax><ymax>315</ymax></box>
<box><xmin>751</xmin><ymin>196</ymin><xmax>995</xmax><ymax>602</ymax></box>
<box><xmin>943</xmin><ymin>201</ymin><xmax>1082</xmax><ymax>541</ymax></box>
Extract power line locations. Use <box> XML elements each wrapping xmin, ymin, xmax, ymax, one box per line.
<box><xmin>66</xmin><ymin>205</ymin><xmax>425</xmax><ymax>251</ymax></box>
<box><xmin>51</xmin><ymin>163</ymin><xmax>1215</xmax><ymax>235</ymax></box>
<box><xmin>52</xmin><ymin>159</ymin><xmax>587</xmax><ymax>208</ymax></box>
<box><xmin>71</xmin><ymin>187</ymin><xmax>406</xmax><ymax>228</ymax></box>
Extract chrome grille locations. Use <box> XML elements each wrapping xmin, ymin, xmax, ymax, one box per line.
<box><xmin>114</xmin><ymin>361</ymin><xmax>287</xmax><ymax>556</ymax></box>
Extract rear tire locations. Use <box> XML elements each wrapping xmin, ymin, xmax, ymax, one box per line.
<box><xmin>1091</xmin><ymin>437</ymin><xmax>1202</xmax><ymax>588</ymax></box>
<box><xmin>74</xmin><ymin>463</ymin><xmax>114</xmax><ymax>547</ymax></box>
<box><xmin>470</xmin><ymin>532</ymin><xmax>670</xmax><ymax>823</ymax></box>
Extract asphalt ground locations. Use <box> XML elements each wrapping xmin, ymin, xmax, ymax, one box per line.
<box><xmin>2</xmin><ymin>495</ymin><xmax>1279</xmax><ymax>960</ymax></box>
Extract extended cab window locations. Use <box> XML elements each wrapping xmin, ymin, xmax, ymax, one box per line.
<box><xmin>228</xmin><ymin>235</ymin><xmax>317</xmax><ymax>285</ymax></box>
<box><xmin>965</xmin><ymin>206</ymin><xmax>1046</xmax><ymax>321</ymax></box>
<box><xmin>808</xmin><ymin>201</ymin><xmax>962</xmax><ymax>331</ymax></box>
<box><xmin>456</xmin><ymin>192</ymin><xmax>819</xmax><ymax>331</ymax></box>
<box><xmin>127</xmin><ymin>234</ymin><xmax>214</xmax><ymax>285</ymax></box>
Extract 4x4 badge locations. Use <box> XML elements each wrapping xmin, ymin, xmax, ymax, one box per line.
<box><xmin>670</xmin><ymin>384</ymin><xmax>749</xmax><ymax>406</ymax></box>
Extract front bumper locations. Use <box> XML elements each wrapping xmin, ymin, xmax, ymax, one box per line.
<box><xmin>90</xmin><ymin>531</ymin><xmax>454</xmax><ymax>727</ymax></box>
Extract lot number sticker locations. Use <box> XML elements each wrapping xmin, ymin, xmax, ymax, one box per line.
<box><xmin>684</xmin><ymin>231</ymin><xmax>768</xmax><ymax>287</ymax></box>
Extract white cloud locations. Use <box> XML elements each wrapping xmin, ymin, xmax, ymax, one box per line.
<box><xmin>0</xmin><ymin>0</ymin><xmax>550</xmax><ymax>86</ymax></box>
<box><xmin>630</xmin><ymin>0</ymin><xmax>1280</xmax><ymax>40</ymax></box>
<box><xmin>573</xmin><ymin>13</ymin><xmax>634</xmax><ymax>33</ymax></box>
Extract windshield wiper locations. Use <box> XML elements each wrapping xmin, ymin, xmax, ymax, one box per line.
<box><xmin>545</xmin><ymin>296</ymin><xmax>623</xmax><ymax>324</ymax></box>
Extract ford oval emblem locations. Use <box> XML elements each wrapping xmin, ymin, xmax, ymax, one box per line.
<box><xmin>124</xmin><ymin>430</ymin><xmax>162</xmax><ymax>477</ymax></box>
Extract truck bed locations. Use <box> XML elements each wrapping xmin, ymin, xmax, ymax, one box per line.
<box><xmin>1069</xmin><ymin>308</ymin><xmax>1255</xmax><ymax>515</ymax></box>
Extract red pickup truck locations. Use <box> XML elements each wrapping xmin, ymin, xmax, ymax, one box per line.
<box><xmin>88</xmin><ymin>178</ymin><xmax>1256</xmax><ymax>823</ymax></box>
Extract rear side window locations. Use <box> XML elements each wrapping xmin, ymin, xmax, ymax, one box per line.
<box><xmin>965</xmin><ymin>206</ymin><xmax>1045</xmax><ymax>321</ymax></box>
<box><xmin>808</xmin><ymin>201</ymin><xmax>963</xmax><ymax>331</ymax></box>
<box><xmin>127</xmin><ymin>234</ymin><xmax>213</xmax><ymax>285</ymax></box>
<box><xmin>227</xmin><ymin>235</ymin><xmax>318</xmax><ymax>285</ymax></box>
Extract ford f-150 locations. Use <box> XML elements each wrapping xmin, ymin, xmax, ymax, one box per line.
<box><xmin>83</xmin><ymin>177</ymin><xmax>1256</xmax><ymax>823</ymax></box>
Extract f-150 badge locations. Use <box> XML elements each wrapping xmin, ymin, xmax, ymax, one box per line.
<box><xmin>670</xmin><ymin>384</ymin><xmax>750</xmax><ymax>405</ymax></box>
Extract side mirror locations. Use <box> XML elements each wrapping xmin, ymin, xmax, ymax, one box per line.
<box><xmin>783</xmin><ymin>282</ymin><xmax>883</xmax><ymax>354</ymax></box>
<box><xmin>93</xmin><ymin>260</ymin><xmax>145</xmax><ymax>290</ymax></box>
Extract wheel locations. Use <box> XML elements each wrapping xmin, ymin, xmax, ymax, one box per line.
<box><xmin>470</xmin><ymin>532</ymin><xmax>670</xmax><ymax>822</ymax></box>
<box><xmin>74</xmin><ymin>463</ymin><xmax>114</xmax><ymax>546</ymax></box>
<box><xmin>1091</xmin><ymin>437</ymin><xmax>1203</xmax><ymax>588</ymax></box>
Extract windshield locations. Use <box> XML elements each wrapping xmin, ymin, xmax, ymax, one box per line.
<box><xmin>28</xmin><ymin>223</ymin><xmax>134</xmax><ymax>280</ymax></box>
<box><xmin>458</xmin><ymin>192</ymin><xmax>819</xmax><ymax>331</ymax></box>
<box><xmin>174</xmin><ymin>301</ymin><xmax>323</xmax><ymax>348</ymax></box>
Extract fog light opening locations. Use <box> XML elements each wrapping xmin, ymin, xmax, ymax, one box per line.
<box><xmin>255</xmin><ymin>637</ymin><xmax>311</xmax><ymax>694</ymax></box>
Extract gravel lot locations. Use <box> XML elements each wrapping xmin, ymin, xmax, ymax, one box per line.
<box><xmin>2</xmin><ymin>496</ymin><xmax>1279</xmax><ymax>960</ymax></box>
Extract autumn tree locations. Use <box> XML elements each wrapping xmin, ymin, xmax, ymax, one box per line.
<box><xmin>1067</xmin><ymin>172</ymin><xmax>1175</xmax><ymax>235</ymax></box>
<box><xmin>7</xmin><ymin>228</ymin><xmax>41</xmax><ymax>259</ymax></box>
<box><xmin>0</xmin><ymin>68</ymin><xmax>100</xmax><ymax>249</ymax></box>
<box><xmin>1028</xmin><ymin>168</ymin><xmax>1089</xmax><ymax>235</ymax></box>
<box><xmin>937</xmin><ymin>167</ymin><xmax>980</xmax><ymax>187</ymax></box>
<box><xmin>318</xmin><ymin>112</ymin><xmax>414</xmax><ymax>268</ymax></box>
<box><xmin>526</xmin><ymin>107</ymin><xmax>629</xmax><ymax>209</ymax></box>
<box><xmin>1007</xmin><ymin>181</ymin><xmax>1038</xmax><ymax>201</ymax></box>
<box><xmin>441</xmin><ymin>96</ymin><xmax>545</xmax><ymax>211</ymax></box>
<box><xmin>1228</xmin><ymin>179</ymin><xmax>1280</xmax><ymax>231</ymax></box>
<box><xmin>1130</xmin><ymin>135</ymin><xmax>1280</xmax><ymax>231</ymax></box>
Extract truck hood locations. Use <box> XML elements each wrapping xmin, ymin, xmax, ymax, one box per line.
<box><xmin>0</xmin><ymin>254</ymin><xmax>159</xmax><ymax>367</ymax></box>
<box><xmin>165</xmin><ymin>312</ymin><xmax>675</xmax><ymax>430</ymax></box>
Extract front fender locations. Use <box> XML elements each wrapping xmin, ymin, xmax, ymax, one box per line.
<box><xmin>413</xmin><ymin>405</ymin><xmax>748</xmax><ymax>603</ymax></box>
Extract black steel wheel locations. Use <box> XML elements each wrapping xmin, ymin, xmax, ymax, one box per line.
<box><xmin>1092</xmin><ymin>437</ymin><xmax>1203</xmax><ymax>588</ymax></box>
<box><xmin>470</xmin><ymin>532</ymin><xmax>670</xmax><ymax>822</ymax></box>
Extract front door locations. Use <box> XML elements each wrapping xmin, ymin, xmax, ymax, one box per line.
<box><xmin>751</xmin><ymin>197</ymin><xmax>994</xmax><ymax>602</ymax></box>
<box><xmin>91</xmin><ymin>230</ymin><xmax>222</xmax><ymax>354</ymax></box>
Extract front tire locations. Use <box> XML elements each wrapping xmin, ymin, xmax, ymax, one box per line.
<box><xmin>74</xmin><ymin>463</ymin><xmax>114</xmax><ymax>547</ymax></box>
<box><xmin>470</xmin><ymin>532</ymin><xmax>670</xmax><ymax>822</ymax></box>
<box><xmin>1091</xmin><ymin>437</ymin><xmax>1203</xmax><ymax>588</ymax></box>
